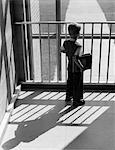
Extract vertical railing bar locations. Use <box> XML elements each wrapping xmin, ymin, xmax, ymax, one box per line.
<box><xmin>48</xmin><ymin>23</ymin><xmax>51</xmax><ymax>82</ymax></box>
<box><xmin>106</xmin><ymin>23</ymin><xmax>112</xmax><ymax>83</ymax></box>
<box><xmin>56</xmin><ymin>23</ymin><xmax>59</xmax><ymax>82</ymax></box>
<box><xmin>98</xmin><ymin>23</ymin><xmax>103</xmax><ymax>83</ymax></box>
<box><xmin>82</xmin><ymin>23</ymin><xmax>85</xmax><ymax>85</ymax></box>
<box><xmin>25</xmin><ymin>23</ymin><xmax>31</xmax><ymax>80</ymax></box>
<box><xmin>39</xmin><ymin>23</ymin><xmax>43</xmax><ymax>82</ymax></box>
<box><xmin>21</xmin><ymin>24</ymin><xmax>27</xmax><ymax>80</ymax></box>
<box><xmin>23</xmin><ymin>0</ymin><xmax>31</xmax><ymax>80</ymax></box>
<box><xmin>65</xmin><ymin>23</ymin><xmax>68</xmax><ymax>39</ymax></box>
<box><xmin>82</xmin><ymin>23</ymin><xmax>85</xmax><ymax>53</ymax></box>
<box><xmin>90</xmin><ymin>23</ymin><xmax>94</xmax><ymax>83</ymax></box>
<box><xmin>65</xmin><ymin>23</ymin><xmax>68</xmax><ymax>81</ymax></box>
<box><xmin>28</xmin><ymin>23</ymin><xmax>34</xmax><ymax>80</ymax></box>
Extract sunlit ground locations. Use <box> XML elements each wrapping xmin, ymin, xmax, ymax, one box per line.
<box><xmin>1</xmin><ymin>90</ymin><xmax>115</xmax><ymax>150</ymax></box>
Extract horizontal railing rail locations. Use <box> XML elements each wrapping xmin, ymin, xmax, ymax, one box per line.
<box><xmin>32</xmin><ymin>33</ymin><xmax>115</xmax><ymax>39</ymax></box>
<box><xmin>15</xmin><ymin>21</ymin><xmax>115</xmax><ymax>24</ymax></box>
<box><xmin>15</xmin><ymin>21</ymin><xmax>115</xmax><ymax>84</ymax></box>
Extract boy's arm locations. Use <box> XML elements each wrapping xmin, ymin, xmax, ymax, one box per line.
<box><xmin>60</xmin><ymin>41</ymin><xmax>67</xmax><ymax>53</ymax></box>
<box><xmin>77</xmin><ymin>59</ymin><xmax>84</xmax><ymax>69</ymax></box>
<box><xmin>74</xmin><ymin>46</ymin><xmax>83</xmax><ymax>56</ymax></box>
<box><xmin>73</xmin><ymin>56</ymin><xmax>84</xmax><ymax>70</ymax></box>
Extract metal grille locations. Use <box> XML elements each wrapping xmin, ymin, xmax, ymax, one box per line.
<box><xmin>16</xmin><ymin>21</ymin><xmax>115</xmax><ymax>84</ymax></box>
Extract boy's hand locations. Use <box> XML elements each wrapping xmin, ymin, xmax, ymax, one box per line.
<box><xmin>60</xmin><ymin>46</ymin><xmax>66</xmax><ymax>53</ymax></box>
<box><xmin>73</xmin><ymin>56</ymin><xmax>84</xmax><ymax>71</ymax></box>
<box><xmin>78</xmin><ymin>59</ymin><xmax>84</xmax><ymax>70</ymax></box>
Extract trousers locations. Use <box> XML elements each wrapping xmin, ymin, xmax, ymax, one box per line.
<box><xmin>66</xmin><ymin>70</ymin><xmax>83</xmax><ymax>102</ymax></box>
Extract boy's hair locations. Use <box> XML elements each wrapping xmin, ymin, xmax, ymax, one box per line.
<box><xmin>68</xmin><ymin>23</ymin><xmax>81</xmax><ymax>36</ymax></box>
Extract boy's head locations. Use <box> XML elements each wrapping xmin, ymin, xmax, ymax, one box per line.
<box><xmin>68</xmin><ymin>23</ymin><xmax>81</xmax><ymax>38</ymax></box>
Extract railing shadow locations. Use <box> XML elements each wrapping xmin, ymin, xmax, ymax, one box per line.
<box><xmin>2</xmin><ymin>93</ymin><xmax>72</xmax><ymax>149</ymax></box>
<box><xmin>2</xmin><ymin>90</ymin><xmax>114</xmax><ymax>150</ymax></box>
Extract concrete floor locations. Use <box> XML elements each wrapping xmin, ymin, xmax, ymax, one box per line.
<box><xmin>1</xmin><ymin>90</ymin><xmax>115</xmax><ymax>150</ymax></box>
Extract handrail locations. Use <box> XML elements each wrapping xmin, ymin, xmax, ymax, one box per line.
<box><xmin>15</xmin><ymin>21</ymin><xmax>115</xmax><ymax>25</ymax></box>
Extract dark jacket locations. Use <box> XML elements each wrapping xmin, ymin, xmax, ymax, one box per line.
<box><xmin>63</xmin><ymin>39</ymin><xmax>82</xmax><ymax>72</ymax></box>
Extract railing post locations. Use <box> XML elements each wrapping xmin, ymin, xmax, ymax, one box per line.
<box><xmin>90</xmin><ymin>23</ymin><xmax>94</xmax><ymax>83</ymax></box>
<box><xmin>10</xmin><ymin>0</ymin><xmax>27</xmax><ymax>83</ymax></box>
<box><xmin>106</xmin><ymin>23</ymin><xmax>112</xmax><ymax>83</ymax></box>
<box><xmin>56</xmin><ymin>0</ymin><xmax>61</xmax><ymax>80</ymax></box>
<box><xmin>98</xmin><ymin>23</ymin><xmax>103</xmax><ymax>83</ymax></box>
<box><xmin>21</xmin><ymin>24</ymin><xmax>28</xmax><ymax>81</ymax></box>
<box><xmin>25</xmin><ymin>0</ymin><xmax>34</xmax><ymax>80</ymax></box>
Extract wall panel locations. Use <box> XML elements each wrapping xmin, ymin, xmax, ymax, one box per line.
<box><xmin>0</xmin><ymin>0</ymin><xmax>16</xmax><ymax>124</ymax></box>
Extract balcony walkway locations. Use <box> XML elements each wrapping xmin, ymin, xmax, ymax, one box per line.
<box><xmin>1</xmin><ymin>89</ymin><xmax>115</xmax><ymax>150</ymax></box>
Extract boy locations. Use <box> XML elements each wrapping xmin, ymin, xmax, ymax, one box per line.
<box><xmin>60</xmin><ymin>23</ymin><xmax>85</xmax><ymax>106</ymax></box>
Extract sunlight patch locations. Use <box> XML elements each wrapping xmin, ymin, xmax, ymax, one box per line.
<box><xmin>59</xmin><ymin>105</ymin><xmax>71</xmax><ymax>114</ymax></box>
<box><xmin>32</xmin><ymin>125</ymin><xmax>87</xmax><ymax>149</ymax></box>
<box><xmin>58</xmin><ymin>106</ymin><xmax>109</xmax><ymax>125</ymax></box>
<box><xmin>84</xmin><ymin>93</ymin><xmax>100</xmax><ymax>101</ymax></box>
<box><xmin>11</xmin><ymin>104</ymin><xmax>29</xmax><ymax>115</ymax></box>
<box><xmin>10</xmin><ymin>105</ymin><xmax>38</xmax><ymax>122</ymax></box>
<box><xmin>93</xmin><ymin>93</ymin><xmax>108</xmax><ymax>101</ymax></box>
<box><xmin>33</xmin><ymin>92</ymin><xmax>50</xmax><ymax>99</ymax></box>
<box><xmin>83</xmin><ymin>106</ymin><xmax>109</xmax><ymax>124</ymax></box>
<box><xmin>41</xmin><ymin>92</ymin><xmax>58</xmax><ymax>100</ymax></box>
<box><xmin>50</xmin><ymin>92</ymin><xmax>65</xmax><ymax>100</ymax></box>
<box><xmin>73</xmin><ymin>106</ymin><xmax>100</xmax><ymax>124</ymax></box>
<box><xmin>57</xmin><ymin>106</ymin><xmax>82</xmax><ymax>123</ymax></box>
<box><xmin>101</xmin><ymin>93</ymin><xmax>115</xmax><ymax>101</ymax></box>
<box><xmin>58</xmin><ymin>94</ymin><xmax>66</xmax><ymax>100</ymax></box>
<box><xmin>110</xmin><ymin>96</ymin><xmax>115</xmax><ymax>101</ymax></box>
<box><xmin>10</xmin><ymin>105</ymin><xmax>55</xmax><ymax>122</ymax></box>
<box><xmin>63</xmin><ymin>106</ymin><xmax>91</xmax><ymax>124</ymax></box>
<box><xmin>18</xmin><ymin>91</ymin><xmax>34</xmax><ymax>99</ymax></box>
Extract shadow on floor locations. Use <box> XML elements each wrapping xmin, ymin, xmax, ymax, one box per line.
<box><xmin>2</xmin><ymin>90</ymin><xmax>115</xmax><ymax>150</ymax></box>
<box><xmin>2</xmin><ymin>90</ymin><xmax>77</xmax><ymax>149</ymax></box>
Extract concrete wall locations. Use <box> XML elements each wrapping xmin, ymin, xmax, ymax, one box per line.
<box><xmin>0</xmin><ymin>0</ymin><xmax>16</xmax><ymax>124</ymax></box>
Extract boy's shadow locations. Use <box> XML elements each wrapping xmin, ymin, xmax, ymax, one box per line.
<box><xmin>2</xmin><ymin>101</ymin><xmax>76</xmax><ymax>150</ymax></box>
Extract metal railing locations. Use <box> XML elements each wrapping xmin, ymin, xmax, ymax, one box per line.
<box><xmin>15</xmin><ymin>21</ymin><xmax>115</xmax><ymax>84</ymax></box>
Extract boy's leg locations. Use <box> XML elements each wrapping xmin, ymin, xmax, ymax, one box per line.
<box><xmin>79</xmin><ymin>72</ymin><xmax>83</xmax><ymax>99</ymax></box>
<box><xmin>66</xmin><ymin>71</ymin><xmax>73</xmax><ymax>101</ymax></box>
<box><xmin>73</xmin><ymin>72</ymin><xmax>85</xmax><ymax>106</ymax></box>
<box><xmin>73</xmin><ymin>72</ymin><xmax>81</xmax><ymax>100</ymax></box>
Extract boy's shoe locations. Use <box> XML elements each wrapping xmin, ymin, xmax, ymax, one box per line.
<box><xmin>72</xmin><ymin>99</ymin><xmax>85</xmax><ymax>107</ymax></box>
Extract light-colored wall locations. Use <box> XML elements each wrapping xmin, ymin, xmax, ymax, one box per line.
<box><xmin>0</xmin><ymin>0</ymin><xmax>15</xmax><ymax>124</ymax></box>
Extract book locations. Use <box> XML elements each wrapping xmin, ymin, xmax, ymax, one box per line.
<box><xmin>79</xmin><ymin>53</ymin><xmax>92</xmax><ymax>70</ymax></box>
<box><xmin>73</xmin><ymin>53</ymin><xmax>92</xmax><ymax>71</ymax></box>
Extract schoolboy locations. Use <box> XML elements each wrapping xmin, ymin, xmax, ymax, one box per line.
<box><xmin>60</xmin><ymin>23</ymin><xmax>85</xmax><ymax>106</ymax></box>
